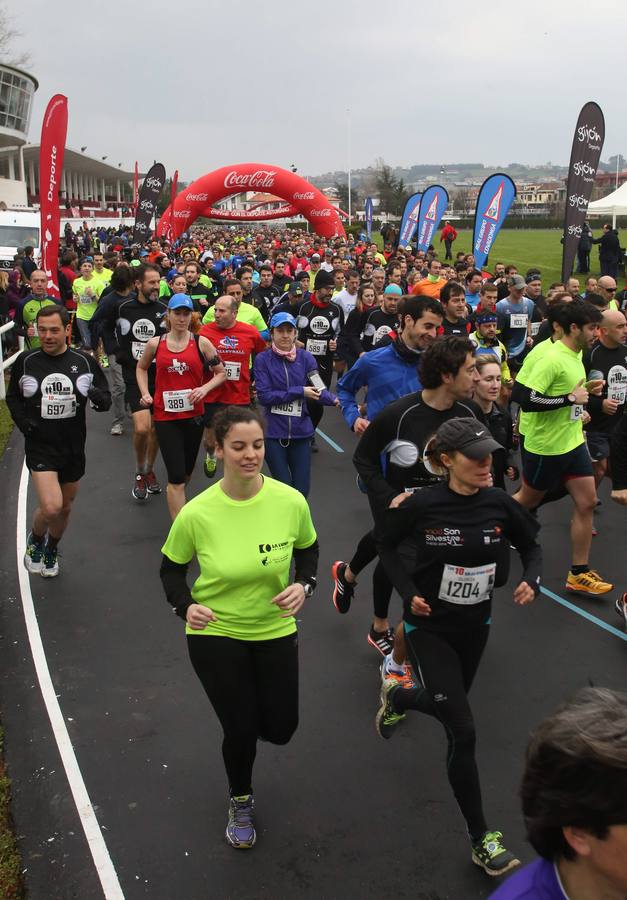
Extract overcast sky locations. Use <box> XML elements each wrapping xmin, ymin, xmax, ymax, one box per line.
<box><xmin>15</xmin><ymin>0</ymin><xmax>627</xmax><ymax>183</ymax></box>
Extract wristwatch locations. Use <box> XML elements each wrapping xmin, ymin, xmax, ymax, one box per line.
<box><xmin>297</xmin><ymin>580</ymin><xmax>315</xmax><ymax>598</ymax></box>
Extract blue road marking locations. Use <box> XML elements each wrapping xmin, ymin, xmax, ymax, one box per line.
<box><xmin>540</xmin><ymin>585</ymin><xmax>627</xmax><ymax>643</ymax></box>
<box><xmin>315</xmin><ymin>428</ymin><xmax>345</xmax><ymax>454</ymax></box>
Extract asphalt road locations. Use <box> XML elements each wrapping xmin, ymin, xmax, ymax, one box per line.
<box><xmin>1</xmin><ymin>399</ymin><xmax>626</xmax><ymax>900</ymax></box>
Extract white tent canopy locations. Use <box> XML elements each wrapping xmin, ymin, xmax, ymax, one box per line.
<box><xmin>587</xmin><ymin>181</ymin><xmax>627</xmax><ymax>225</ymax></box>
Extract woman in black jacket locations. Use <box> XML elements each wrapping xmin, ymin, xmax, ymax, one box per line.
<box><xmin>473</xmin><ymin>355</ymin><xmax>518</xmax><ymax>489</ymax></box>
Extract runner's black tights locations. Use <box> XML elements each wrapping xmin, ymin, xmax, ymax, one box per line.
<box><xmin>349</xmin><ymin>530</ymin><xmax>393</xmax><ymax>620</ymax></box>
<box><xmin>393</xmin><ymin>625</ymin><xmax>490</xmax><ymax>841</ymax></box>
<box><xmin>187</xmin><ymin>633</ymin><xmax>298</xmax><ymax>796</ymax></box>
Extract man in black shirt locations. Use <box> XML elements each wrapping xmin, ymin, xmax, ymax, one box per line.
<box><xmin>252</xmin><ymin>265</ymin><xmax>280</xmax><ymax>324</ymax></box>
<box><xmin>584</xmin><ymin>309</ymin><xmax>627</xmax><ymax>488</ymax></box>
<box><xmin>7</xmin><ymin>305</ymin><xmax>111</xmax><ymax>577</ymax></box>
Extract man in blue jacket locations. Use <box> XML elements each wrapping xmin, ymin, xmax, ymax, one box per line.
<box><xmin>333</xmin><ymin>295</ymin><xmax>443</xmax><ymax>656</ymax></box>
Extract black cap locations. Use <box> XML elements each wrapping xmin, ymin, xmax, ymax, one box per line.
<box><xmin>314</xmin><ymin>269</ymin><xmax>335</xmax><ymax>291</ymax></box>
<box><xmin>436</xmin><ymin>418</ymin><xmax>503</xmax><ymax>459</ymax></box>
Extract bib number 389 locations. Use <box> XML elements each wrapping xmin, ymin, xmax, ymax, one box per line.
<box><xmin>438</xmin><ymin>563</ymin><xmax>496</xmax><ymax>605</ymax></box>
<box><xmin>163</xmin><ymin>389</ymin><xmax>194</xmax><ymax>412</ymax></box>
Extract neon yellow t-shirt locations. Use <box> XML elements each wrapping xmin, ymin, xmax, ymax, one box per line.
<box><xmin>522</xmin><ymin>340</ymin><xmax>586</xmax><ymax>455</ymax></box>
<box><xmin>161</xmin><ymin>477</ymin><xmax>317</xmax><ymax>640</ymax></box>
<box><xmin>516</xmin><ymin>338</ymin><xmax>555</xmax><ymax>436</ymax></box>
<box><xmin>73</xmin><ymin>276</ymin><xmax>104</xmax><ymax>321</ymax></box>
<box><xmin>202</xmin><ymin>301</ymin><xmax>267</xmax><ymax>333</ymax></box>
<box><xmin>92</xmin><ymin>267</ymin><xmax>112</xmax><ymax>290</ymax></box>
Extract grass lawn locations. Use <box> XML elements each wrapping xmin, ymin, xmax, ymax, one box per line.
<box><xmin>376</xmin><ymin>228</ymin><xmax>618</xmax><ymax>291</ymax></box>
<box><xmin>0</xmin><ymin>404</ymin><xmax>21</xmax><ymax>899</ymax></box>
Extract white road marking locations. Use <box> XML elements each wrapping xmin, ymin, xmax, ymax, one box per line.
<box><xmin>16</xmin><ymin>461</ymin><xmax>125</xmax><ymax>899</ymax></box>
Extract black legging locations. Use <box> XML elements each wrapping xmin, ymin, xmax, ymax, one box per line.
<box><xmin>154</xmin><ymin>418</ymin><xmax>204</xmax><ymax>485</ymax></box>
<box><xmin>350</xmin><ymin>529</ymin><xmax>394</xmax><ymax>620</ymax></box>
<box><xmin>306</xmin><ymin>364</ymin><xmax>333</xmax><ymax>431</ymax></box>
<box><xmin>187</xmin><ymin>633</ymin><xmax>298</xmax><ymax>796</ymax></box>
<box><xmin>393</xmin><ymin>625</ymin><xmax>490</xmax><ymax>840</ymax></box>
<box><xmin>610</xmin><ymin>414</ymin><xmax>627</xmax><ymax>491</ymax></box>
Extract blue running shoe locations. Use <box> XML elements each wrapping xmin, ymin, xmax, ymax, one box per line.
<box><xmin>225</xmin><ymin>794</ymin><xmax>256</xmax><ymax>849</ymax></box>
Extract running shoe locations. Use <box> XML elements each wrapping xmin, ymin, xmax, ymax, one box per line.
<box><xmin>110</xmin><ymin>423</ymin><xmax>123</xmax><ymax>436</ymax></box>
<box><xmin>380</xmin><ymin>656</ymin><xmax>415</xmax><ymax>690</ymax></box>
<box><xmin>565</xmin><ymin>569</ymin><xmax>613</xmax><ymax>595</ymax></box>
<box><xmin>41</xmin><ymin>544</ymin><xmax>59</xmax><ymax>578</ymax></box>
<box><xmin>203</xmin><ymin>454</ymin><xmax>217</xmax><ymax>478</ymax></box>
<box><xmin>145</xmin><ymin>471</ymin><xmax>162</xmax><ymax>494</ymax></box>
<box><xmin>331</xmin><ymin>561</ymin><xmax>354</xmax><ymax>614</ymax></box>
<box><xmin>132</xmin><ymin>473</ymin><xmax>148</xmax><ymax>501</ymax></box>
<box><xmin>100</xmin><ymin>355</ymin><xmax>109</xmax><ymax>368</ymax></box>
<box><xmin>375</xmin><ymin>679</ymin><xmax>405</xmax><ymax>739</ymax></box>
<box><xmin>615</xmin><ymin>593</ymin><xmax>627</xmax><ymax>629</ymax></box>
<box><xmin>225</xmin><ymin>794</ymin><xmax>256</xmax><ymax>849</ymax></box>
<box><xmin>24</xmin><ymin>532</ymin><xmax>44</xmax><ymax>574</ymax></box>
<box><xmin>471</xmin><ymin>830</ymin><xmax>520</xmax><ymax>877</ymax></box>
<box><xmin>368</xmin><ymin>626</ymin><xmax>395</xmax><ymax>656</ymax></box>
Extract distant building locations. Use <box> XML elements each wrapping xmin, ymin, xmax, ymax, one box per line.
<box><xmin>0</xmin><ymin>63</ymin><xmax>140</xmax><ymax>216</ymax></box>
<box><xmin>516</xmin><ymin>182</ymin><xmax>566</xmax><ymax>215</ymax></box>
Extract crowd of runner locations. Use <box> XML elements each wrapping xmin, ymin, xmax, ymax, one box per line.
<box><xmin>5</xmin><ymin>220</ymin><xmax>627</xmax><ymax>894</ymax></box>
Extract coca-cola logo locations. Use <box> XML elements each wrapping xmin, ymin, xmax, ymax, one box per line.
<box><xmin>145</xmin><ymin>176</ymin><xmax>163</xmax><ymax>189</ymax></box>
<box><xmin>568</xmin><ymin>193</ymin><xmax>588</xmax><ymax>210</ymax></box>
<box><xmin>173</xmin><ymin>209</ymin><xmax>191</xmax><ymax>219</ymax></box>
<box><xmin>293</xmin><ymin>191</ymin><xmax>315</xmax><ymax>201</ymax></box>
<box><xmin>568</xmin><ymin>224</ymin><xmax>583</xmax><ymax>237</ymax></box>
<box><xmin>223</xmin><ymin>169</ymin><xmax>277</xmax><ymax>190</ymax></box>
<box><xmin>577</xmin><ymin>124</ymin><xmax>601</xmax><ymax>143</ymax></box>
<box><xmin>572</xmin><ymin>160</ymin><xmax>596</xmax><ymax>177</ymax></box>
<box><xmin>185</xmin><ymin>192</ymin><xmax>208</xmax><ymax>202</ymax></box>
<box><xmin>309</xmin><ymin>208</ymin><xmax>331</xmax><ymax>217</ymax></box>
<box><xmin>139</xmin><ymin>199</ymin><xmax>154</xmax><ymax>211</ymax></box>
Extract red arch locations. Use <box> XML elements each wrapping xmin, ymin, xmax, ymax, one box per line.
<box><xmin>163</xmin><ymin>163</ymin><xmax>345</xmax><ymax>240</ymax></box>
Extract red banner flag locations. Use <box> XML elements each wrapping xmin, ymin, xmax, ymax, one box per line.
<box><xmin>133</xmin><ymin>161</ymin><xmax>139</xmax><ymax>212</ymax></box>
<box><xmin>39</xmin><ymin>94</ymin><xmax>68</xmax><ymax>299</ymax></box>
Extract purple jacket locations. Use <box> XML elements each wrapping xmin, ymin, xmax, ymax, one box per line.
<box><xmin>488</xmin><ymin>858</ymin><xmax>566</xmax><ymax>899</ymax></box>
<box><xmin>253</xmin><ymin>347</ymin><xmax>337</xmax><ymax>440</ymax></box>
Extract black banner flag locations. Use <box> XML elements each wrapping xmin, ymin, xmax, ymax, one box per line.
<box><xmin>132</xmin><ymin>163</ymin><xmax>166</xmax><ymax>245</ymax></box>
<box><xmin>561</xmin><ymin>102</ymin><xmax>605</xmax><ymax>283</ymax></box>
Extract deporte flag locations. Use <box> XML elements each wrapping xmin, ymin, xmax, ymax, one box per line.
<box><xmin>472</xmin><ymin>174</ymin><xmax>516</xmax><ymax>271</ymax></box>
<box><xmin>132</xmin><ymin>163</ymin><xmax>166</xmax><ymax>245</ymax></box>
<box><xmin>416</xmin><ymin>186</ymin><xmax>449</xmax><ymax>253</ymax></box>
<box><xmin>562</xmin><ymin>101</ymin><xmax>605</xmax><ymax>283</ymax></box>
<box><xmin>398</xmin><ymin>192</ymin><xmax>422</xmax><ymax>248</ymax></box>
<box><xmin>39</xmin><ymin>94</ymin><xmax>68</xmax><ymax>299</ymax></box>
<box><xmin>133</xmin><ymin>161</ymin><xmax>139</xmax><ymax>212</ymax></box>
<box><xmin>364</xmin><ymin>197</ymin><xmax>373</xmax><ymax>241</ymax></box>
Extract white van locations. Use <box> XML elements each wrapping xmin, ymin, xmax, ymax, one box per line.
<box><xmin>0</xmin><ymin>210</ymin><xmax>40</xmax><ymax>270</ymax></box>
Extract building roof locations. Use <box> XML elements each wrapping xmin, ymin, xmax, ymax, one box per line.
<box><xmin>0</xmin><ymin>144</ymin><xmax>141</xmax><ymax>180</ymax></box>
<box><xmin>248</xmin><ymin>192</ymin><xmax>283</xmax><ymax>204</ymax></box>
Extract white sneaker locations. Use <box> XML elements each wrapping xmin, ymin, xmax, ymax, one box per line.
<box><xmin>110</xmin><ymin>423</ymin><xmax>124</xmax><ymax>436</ymax></box>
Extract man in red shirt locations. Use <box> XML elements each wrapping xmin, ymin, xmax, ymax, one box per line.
<box><xmin>198</xmin><ymin>294</ymin><xmax>267</xmax><ymax>477</ymax></box>
<box><xmin>440</xmin><ymin>221</ymin><xmax>458</xmax><ymax>260</ymax></box>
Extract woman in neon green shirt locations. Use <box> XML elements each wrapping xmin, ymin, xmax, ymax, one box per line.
<box><xmin>160</xmin><ymin>406</ymin><xmax>318</xmax><ymax>850</ymax></box>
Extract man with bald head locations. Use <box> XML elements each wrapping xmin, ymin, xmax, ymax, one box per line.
<box><xmin>584</xmin><ymin>308</ymin><xmax>627</xmax><ymax>488</ymax></box>
<box><xmin>597</xmin><ymin>275</ymin><xmax>619</xmax><ymax>310</ymax></box>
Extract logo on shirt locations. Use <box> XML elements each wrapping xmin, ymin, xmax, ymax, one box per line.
<box><xmin>70</xmin><ymin>365</ymin><xmax>78</xmax><ymax>373</ymax></box>
<box><xmin>425</xmin><ymin>528</ymin><xmax>464</xmax><ymax>547</ymax></box>
<box><xmin>168</xmin><ymin>358</ymin><xmax>189</xmax><ymax>375</ymax></box>
<box><xmin>219</xmin><ymin>336</ymin><xmax>239</xmax><ymax>350</ymax></box>
<box><xmin>482</xmin><ymin>526</ymin><xmax>502</xmax><ymax>545</ymax></box>
<box><xmin>309</xmin><ymin>315</ymin><xmax>330</xmax><ymax>335</ymax></box>
<box><xmin>258</xmin><ymin>540</ymin><xmax>289</xmax><ymax>566</ymax></box>
<box><xmin>132</xmin><ymin>318</ymin><xmax>156</xmax><ymax>340</ymax></box>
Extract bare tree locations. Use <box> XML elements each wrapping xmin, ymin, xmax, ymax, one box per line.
<box><xmin>0</xmin><ymin>3</ymin><xmax>32</xmax><ymax>68</ymax></box>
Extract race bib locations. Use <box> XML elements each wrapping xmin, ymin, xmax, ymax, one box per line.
<box><xmin>271</xmin><ymin>399</ymin><xmax>303</xmax><ymax>417</ymax></box>
<box><xmin>510</xmin><ymin>314</ymin><xmax>528</xmax><ymax>329</ymax></box>
<box><xmin>41</xmin><ymin>393</ymin><xmax>76</xmax><ymax>420</ymax></box>
<box><xmin>570</xmin><ymin>404</ymin><xmax>584</xmax><ymax>422</ymax></box>
<box><xmin>306</xmin><ymin>338</ymin><xmax>327</xmax><ymax>356</ymax></box>
<box><xmin>608</xmin><ymin>386</ymin><xmax>626</xmax><ymax>405</ymax></box>
<box><xmin>131</xmin><ymin>341</ymin><xmax>147</xmax><ymax>361</ymax></box>
<box><xmin>530</xmin><ymin>321</ymin><xmax>541</xmax><ymax>336</ymax></box>
<box><xmin>224</xmin><ymin>361</ymin><xmax>241</xmax><ymax>381</ymax></box>
<box><xmin>438</xmin><ymin>563</ymin><xmax>496</xmax><ymax>605</ymax></box>
<box><xmin>607</xmin><ymin>365</ymin><xmax>627</xmax><ymax>405</ymax></box>
<box><xmin>163</xmin><ymin>389</ymin><xmax>194</xmax><ymax>413</ymax></box>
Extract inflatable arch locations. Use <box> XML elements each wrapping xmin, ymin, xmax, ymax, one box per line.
<box><xmin>159</xmin><ymin>162</ymin><xmax>346</xmax><ymax>240</ymax></box>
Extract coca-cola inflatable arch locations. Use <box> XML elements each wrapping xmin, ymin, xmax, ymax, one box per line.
<box><xmin>158</xmin><ymin>163</ymin><xmax>345</xmax><ymax>240</ymax></box>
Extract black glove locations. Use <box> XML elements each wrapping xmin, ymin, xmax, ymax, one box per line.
<box><xmin>87</xmin><ymin>386</ymin><xmax>112</xmax><ymax>411</ymax></box>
